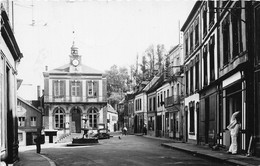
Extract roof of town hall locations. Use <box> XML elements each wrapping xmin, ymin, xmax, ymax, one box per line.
<box><xmin>47</xmin><ymin>63</ymin><xmax>103</xmax><ymax>75</ymax></box>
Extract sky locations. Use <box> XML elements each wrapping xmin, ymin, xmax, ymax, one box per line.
<box><xmin>14</xmin><ymin>0</ymin><xmax>196</xmax><ymax>100</ymax></box>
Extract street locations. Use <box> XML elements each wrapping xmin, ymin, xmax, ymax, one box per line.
<box><xmin>37</xmin><ymin>134</ymin><xmax>232</xmax><ymax>166</ymax></box>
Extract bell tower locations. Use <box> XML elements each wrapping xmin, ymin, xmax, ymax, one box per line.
<box><xmin>69</xmin><ymin>42</ymin><xmax>82</xmax><ymax>72</ymax></box>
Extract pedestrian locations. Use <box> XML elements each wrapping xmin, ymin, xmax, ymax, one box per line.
<box><xmin>227</xmin><ymin>111</ymin><xmax>241</xmax><ymax>155</ymax></box>
<box><xmin>123</xmin><ymin>126</ymin><xmax>127</xmax><ymax>135</ymax></box>
<box><xmin>34</xmin><ymin>134</ymin><xmax>41</xmax><ymax>154</ymax></box>
<box><xmin>143</xmin><ymin>124</ymin><xmax>147</xmax><ymax>135</ymax></box>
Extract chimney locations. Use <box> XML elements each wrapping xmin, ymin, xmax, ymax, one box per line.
<box><xmin>45</xmin><ymin>66</ymin><xmax>48</xmax><ymax>71</ymax></box>
<box><xmin>37</xmin><ymin>85</ymin><xmax>41</xmax><ymax>99</ymax></box>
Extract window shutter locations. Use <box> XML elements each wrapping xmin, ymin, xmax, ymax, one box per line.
<box><xmin>69</xmin><ymin>81</ymin><xmax>72</xmax><ymax>100</ymax></box>
<box><xmin>86</xmin><ymin>81</ymin><xmax>89</xmax><ymax>98</ymax></box>
<box><xmin>94</xmin><ymin>81</ymin><xmax>99</xmax><ymax>98</ymax></box>
<box><xmin>79</xmin><ymin>81</ymin><xmax>82</xmax><ymax>98</ymax></box>
<box><xmin>52</xmin><ymin>80</ymin><xmax>55</xmax><ymax>97</ymax></box>
<box><xmin>62</xmin><ymin>80</ymin><xmax>66</xmax><ymax>96</ymax></box>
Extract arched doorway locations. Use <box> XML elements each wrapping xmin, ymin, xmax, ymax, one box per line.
<box><xmin>71</xmin><ymin>107</ymin><xmax>81</xmax><ymax>133</ymax></box>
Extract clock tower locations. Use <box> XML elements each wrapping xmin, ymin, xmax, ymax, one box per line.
<box><xmin>69</xmin><ymin>42</ymin><xmax>82</xmax><ymax>72</ymax></box>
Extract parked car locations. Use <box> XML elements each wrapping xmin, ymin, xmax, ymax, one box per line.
<box><xmin>93</xmin><ymin>129</ymin><xmax>110</xmax><ymax>139</ymax></box>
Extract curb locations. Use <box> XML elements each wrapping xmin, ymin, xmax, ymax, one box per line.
<box><xmin>161</xmin><ymin>143</ymin><xmax>249</xmax><ymax>166</ymax></box>
<box><xmin>40</xmin><ymin>154</ymin><xmax>56</xmax><ymax>166</ymax></box>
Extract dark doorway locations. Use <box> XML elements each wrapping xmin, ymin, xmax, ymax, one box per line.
<box><xmin>72</xmin><ymin>108</ymin><xmax>81</xmax><ymax>133</ymax></box>
<box><xmin>205</xmin><ymin>97</ymin><xmax>209</xmax><ymax>144</ymax></box>
<box><xmin>134</xmin><ymin>115</ymin><xmax>137</xmax><ymax>133</ymax></box>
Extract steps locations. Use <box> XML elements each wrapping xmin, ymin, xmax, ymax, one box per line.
<box><xmin>56</xmin><ymin>133</ymin><xmax>83</xmax><ymax>143</ymax></box>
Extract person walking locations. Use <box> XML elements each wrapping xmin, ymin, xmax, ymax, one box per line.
<box><xmin>227</xmin><ymin>111</ymin><xmax>241</xmax><ymax>155</ymax></box>
<box><xmin>123</xmin><ymin>126</ymin><xmax>127</xmax><ymax>135</ymax></box>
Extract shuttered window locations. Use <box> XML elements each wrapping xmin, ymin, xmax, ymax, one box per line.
<box><xmin>71</xmin><ymin>81</ymin><xmax>80</xmax><ymax>96</ymax></box>
<box><xmin>54</xmin><ymin>80</ymin><xmax>65</xmax><ymax>97</ymax></box>
<box><xmin>88</xmin><ymin>81</ymin><xmax>93</xmax><ymax>96</ymax></box>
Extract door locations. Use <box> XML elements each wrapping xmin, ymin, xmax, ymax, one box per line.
<box><xmin>72</xmin><ymin>109</ymin><xmax>81</xmax><ymax>133</ymax></box>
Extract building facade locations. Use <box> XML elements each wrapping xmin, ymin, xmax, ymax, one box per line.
<box><xmin>43</xmin><ymin>44</ymin><xmax>107</xmax><ymax>143</ymax></box>
<box><xmin>181</xmin><ymin>1</ymin><xmax>256</xmax><ymax>154</ymax></box>
<box><xmin>249</xmin><ymin>1</ymin><xmax>260</xmax><ymax>156</ymax></box>
<box><xmin>0</xmin><ymin>1</ymin><xmax>23</xmax><ymax>164</ymax></box>
<box><xmin>164</xmin><ymin>44</ymin><xmax>185</xmax><ymax>140</ymax></box>
<box><xmin>105</xmin><ymin>104</ymin><xmax>118</xmax><ymax>132</ymax></box>
<box><xmin>17</xmin><ymin>97</ymin><xmax>42</xmax><ymax>146</ymax></box>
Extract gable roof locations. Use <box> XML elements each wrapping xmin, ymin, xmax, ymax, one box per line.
<box><xmin>146</xmin><ymin>74</ymin><xmax>165</xmax><ymax>94</ymax></box>
<box><xmin>107</xmin><ymin>104</ymin><xmax>117</xmax><ymax>114</ymax></box>
<box><xmin>48</xmin><ymin>63</ymin><xmax>103</xmax><ymax>75</ymax></box>
<box><xmin>17</xmin><ymin>96</ymin><xmax>41</xmax><ymax>113</ymax></box>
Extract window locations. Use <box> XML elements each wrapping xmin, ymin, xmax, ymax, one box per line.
<box><xmin>231</xmin><ymin>1</ymin><xmax>242</xmax><ymax>58</ymax></box>
<box><xmin>177</xmin><ymin>84</ymin><xmax>180</xmax><ymax>96</ymax></box>
<box><xmin>160</xmin><ymin>93</ymin><xmax>163</xmax><ymax>106</ymax></box>
<box><xmin>153</xmin><ymin>97</ymin><xmax>156</xmax><ymax>111</ymax></box>
<box><xmin>209</xmin><ymin>0</ymin><xmax>214</xmax><ymax>27</ymax></box>
<box><xmin>190</xmin><ymin>27</ymin><xmax>193</xmax><ymax>53</ymax></box>
<box><xmin>112</xmin><ymin>116</ymin><xmax>117</xmax><ymax>121</ymax></box>
<box><xmin>30</xmin><ymin>117</ymin><xmax>36</xmax><ymax>126</ymax></box>
<box><xmin>89</xmin><ymin>109</ymin><xmax>98</xmax><ymax>128</ymax></box>
<box><xmin>149</xmin><ymin>98</ymin><xmax>152</xmax><ymax>111</ymax></box>
<box><xmin>88</xmin><ymin>82</ymin><xmax>93</xmax><ymax>96</ymax></box>
<box><xmin>186</xmin><ymin>71</ymin><xmax>189</xmax><ymax>95</ymax></box>
<box><xmin>54</xmin><ymin>80</ymin><xmax>65</xmax><ymax>97</ymax></box>
<box><xmin>18</xmin><ymin>117</ymin><xmax>25</xmax><ymax>127</ymax></box>
<box><xmin>195</xmin><ymin>61</ymin><xmax>199</xmax><ymax>90</ymax></box>
<box><xmin>223</xmin><ymin>17</ymin><xmax>230</xmax><ymax>66</ymax></box>
<box><xmin>195</xmin><ymin>19</ymin><xmax>199</xmax><ymax>47</ymax></box>
<box><xmin>54</xmin><ymin>108</ymin><xmax>64</xmax><ymax>129</ymax></box>
<box><xmin>157</xmin><ymin>95</ymin><xmax>160</xmax><ymax>107</ymax></box>
<box><xmin>71</xmin><ymin>81</ymin><xmax>80</xmax><ymax>96</ymax></box>
<box><xmin>209</xmin><ymin>36</ymin><xmax>215</xmax><ymax>82</ymax></box>
<box><xmin>190</xmin><ymin>66</ymin><xmax>194</xmax><ymax>94</ymax></box>
<box><xmin>203</xmin><ymin>3</ymin><xmax>207</xmax><ymax>36</ymax></box>
<box><xmin>185</xmin><ymin>35</ymin><xmax>189</xmax><ymax>57</ymax></box>
<box><xmin>140</xmin><ymin>99</ymin><xmax>142</xmax><ymax>110</ymax></box>
<box><xmin>203</xmin><ymin>46</ymin><xmax>208</xmax><ymax>86</ymax></box>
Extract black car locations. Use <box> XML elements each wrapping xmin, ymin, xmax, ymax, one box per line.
<box><xmin>93</xmin><ymin>129</ymin><xmax>110</xmax><ymax>139</ymax></box>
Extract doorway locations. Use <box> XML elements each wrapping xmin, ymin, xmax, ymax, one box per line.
<box><xmin>71</xmin><ymin>108</ymin><xmax>81</xmax><ymax>133</ymax></box>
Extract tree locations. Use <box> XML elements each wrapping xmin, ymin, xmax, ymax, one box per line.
<box><xmin>156</xmin><ymin>44</ymin><xmax>166</xmax><ymax>74</ymax></box>
<box><xmin>104</xmin><ymin>65</ymin><xmax>130</xmax><ymax>107</ymax></box>
<box><xmin>140</xmin><ymin>55</ymin><xmax>148</xmax><ymax>80</ymax></box>
<box><xmin>145</xmin><ymin>45</ymin><xmax>155</xmax><ymax>78</ymax></box>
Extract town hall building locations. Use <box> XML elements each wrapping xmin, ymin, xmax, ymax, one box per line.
<box><xmin>43</xmin><ymin>43</ymin><xmax>107</xmax><ymax>143</ymax></box>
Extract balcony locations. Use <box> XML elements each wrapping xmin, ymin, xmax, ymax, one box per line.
<box><xmin>165</xmin><ymin>95</ymin><xmax>182</xmax><ymax>108</ymax></box>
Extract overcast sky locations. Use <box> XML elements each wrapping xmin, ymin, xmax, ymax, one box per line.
<box><xmin>14</xmin><ymin>0</ymin><xmax>196</xmax><ymax>100</ymax></box>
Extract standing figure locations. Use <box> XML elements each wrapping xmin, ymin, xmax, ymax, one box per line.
<box><xmin>34</xmin><ymin>134</ymin><xmax>41</xmax><ymax>154</ymax></box>
<box><xmin>227</xmin><ymin>111</ymin><xmax>241</xmax><ymax>155</ymax></box>
<box><xmin>143</xmin><ymin>124</ymin><xmax>147</xmax><ymax>135</ymax></box>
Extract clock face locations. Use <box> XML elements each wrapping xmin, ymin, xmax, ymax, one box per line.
<box><xmin>72</xmin><ymin>59</ymin><xmax>79</xmax><ymax>66</ymax></box>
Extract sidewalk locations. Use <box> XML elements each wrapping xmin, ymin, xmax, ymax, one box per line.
<box><xmin>14</xmin><ymin>145</ymin><xmax>56</xmax><ymax>166</ymax></box>
<box><xmin>142</xmin><ymin>134</ymin><xmax>260</xmax><ymax>166</ymax></box>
